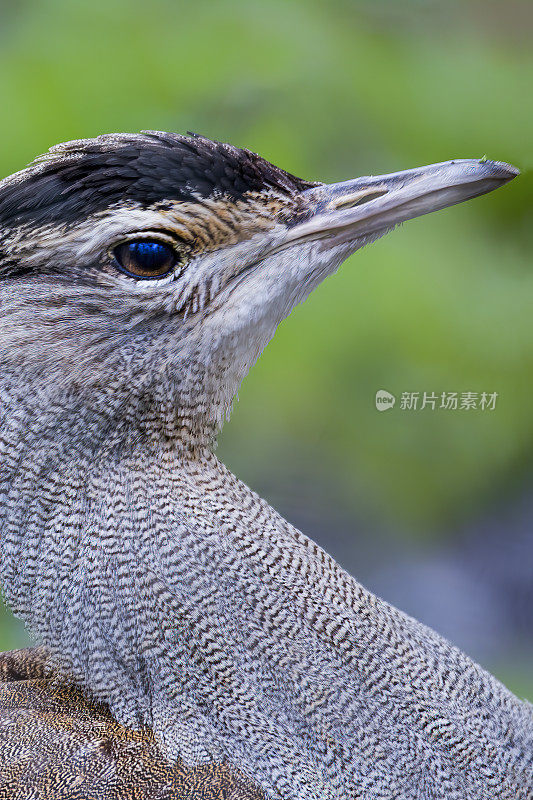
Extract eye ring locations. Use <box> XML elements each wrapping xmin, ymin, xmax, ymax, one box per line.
<box><xmin>112</xmin><ymin>239</ymin><xmax>178</xmax><ymax>279</ymax></box>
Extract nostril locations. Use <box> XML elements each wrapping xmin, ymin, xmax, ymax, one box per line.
<box><xmin>334</xmin><ymin>188</ymin><xmax>388</xmax><ymax>211</ymax></box>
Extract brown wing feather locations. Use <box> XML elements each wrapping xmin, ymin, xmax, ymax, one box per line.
<box><xmin>0</xmin><ymin>649</ymin><xmax>264</xmax><ymax>800</ymax></box>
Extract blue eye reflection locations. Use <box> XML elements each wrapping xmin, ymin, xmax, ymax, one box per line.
<box><xmin>113</xmin><ymin>239</ymin><xmax>177</xmax><ymax>278</ymax></box>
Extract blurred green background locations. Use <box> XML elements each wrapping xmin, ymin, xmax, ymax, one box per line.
<box><xmin>0</xmin><ymin>0</ymin><xmax>531</xmax><ymax>697</ymax></box>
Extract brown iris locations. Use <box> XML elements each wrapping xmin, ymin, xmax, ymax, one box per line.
<box><xmin>113</xmin><ymin>240</ymin><xmax>177</xmax><ymax>279</ymax></box>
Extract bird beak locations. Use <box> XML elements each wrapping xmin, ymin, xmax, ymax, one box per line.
<box><xmin>285</xmin><ymin>159</ymin><xmax>519</xmax><ymax>246</ymax></box>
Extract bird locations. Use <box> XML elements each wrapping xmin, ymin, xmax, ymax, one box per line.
<box><xmin>0</xmin><ymin>131</ymin><xmax>531</xmax><ymax>800</ymax></box>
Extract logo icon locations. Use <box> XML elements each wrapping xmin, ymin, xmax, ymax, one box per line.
<box><xmin>375</xmin><ymin>389</ymin><xmax>396</xmax><ymax>411</ymax></box>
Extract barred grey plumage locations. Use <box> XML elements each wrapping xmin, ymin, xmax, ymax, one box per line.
<box><xmin>0</xmin><ymin>132</ymin><xmax>531</xmax><ymax>799</ymax></box>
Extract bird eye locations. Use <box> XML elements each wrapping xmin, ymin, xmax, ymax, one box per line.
<box><xmin>113</xmin><ymin>240</ymin><xmax>177</xmax><ymax>279</ymax></box>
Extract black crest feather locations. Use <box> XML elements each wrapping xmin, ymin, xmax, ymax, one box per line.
<box><xmin>0</xmin><ymin>132</ymin><xmax>316</xmax><ymax>227</ymax></box>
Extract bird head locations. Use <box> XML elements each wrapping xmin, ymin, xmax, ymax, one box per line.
<box><xmin>0</xmin><ymin>132</ymin><xmax>517</xmax><ymax>449</ymax></box>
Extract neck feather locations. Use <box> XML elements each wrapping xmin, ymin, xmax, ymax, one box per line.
<box><xmin>1</xmin><ymin>393</ymin><xmax>532</xmax><ymax>800</ymax></box>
